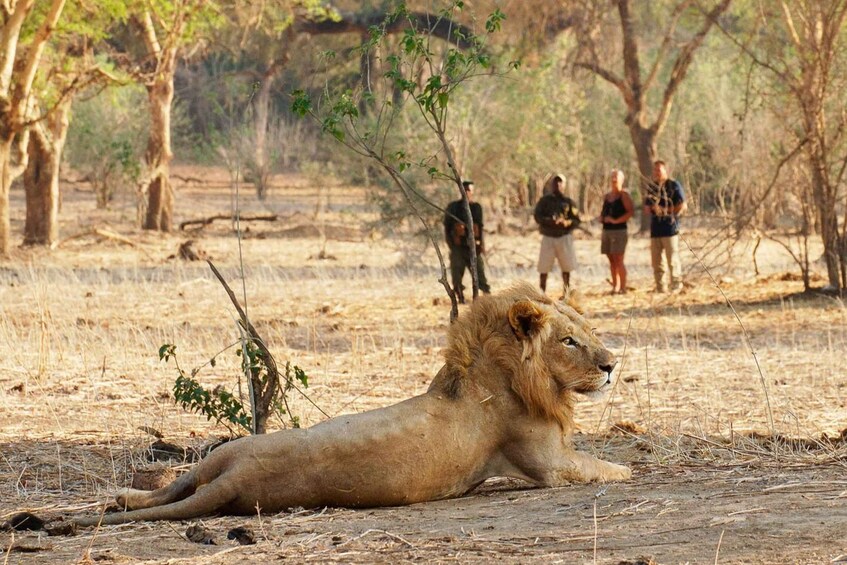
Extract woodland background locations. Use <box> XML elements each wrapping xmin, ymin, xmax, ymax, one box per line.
<box><xmin>2</xmin><ymin>2</ymin><xmax>847</xmax><ymax>563</ymax></box>
<box><xmin>2</xmin><ymin>0</ymin><xmax>846</xmax><ymax>293</ymax></box>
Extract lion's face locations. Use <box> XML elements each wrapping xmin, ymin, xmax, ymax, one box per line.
<box><xmin>541</xmin><ymin>302</ymin><xmax>617</xmax><ymax>398</ymax></box>
<box><xmin>507</xmin><ymin>296</ymin><xmax>617</xmax><ymax>400</ymax></box>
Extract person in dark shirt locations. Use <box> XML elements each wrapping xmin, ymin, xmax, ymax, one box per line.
<box><xmin>443</xmin><ymin>180</ymin><xmax>491</xmax><ymax>303</ymax></box>
<box><xmin>643</xmin><ymin>160</ymin><xmax>687</xmax><ymax>293</ymax></box>
<box><xmin>533</xmin><ymin>173</ymin><xmax>581</xmax><ymax>294</ymax></box>
<box><xmin>599</xmin><ymin>169</ymin><xmax>634</xmax><ymax>294</ymax></box>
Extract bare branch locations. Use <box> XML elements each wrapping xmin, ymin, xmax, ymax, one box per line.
<box><xmin>653</xmin><ymin>0</ymin><xmax>732</xmax><ymax>134</ymax></box>
<box><xmin>573</xmin><ymin>60</ymin><xmax>634</xmax><ymax>106</ymax></box>
<box><xmin>642</xmin><ymin>0</ymin><xmax>694</xmax><ymax>92</ymax></box>
<box><xmin>297</xmin><ymin>10</ymin><xmax>475</xmax><ymax>49</ymax></box>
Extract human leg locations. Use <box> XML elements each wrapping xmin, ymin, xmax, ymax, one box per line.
<box><xmin>666</xmin><ymin>235</ymin><xmax>682</xmax><ymax>291</ymax></box>
<box><xmin>616</xmin><ymin>254</ymin><xmax>628</xmax><ymax>293</ymax></box>
<box><xmin>475</xmin><ymin>252</ymin><xmax>491</xmax><ymax>294</ymax></box>
<box><xmin>537</xmin><ymin>236</ymin><xmax>555</xmax><ymax>293</ymax></box>
<box><xmin>606</xmin><ymin>255</ymin><xmax>616</xmax><ymax>292</ymax></box>
<box><xmin>601</xmin><ymin>232</ymin><xmax>614</xmax><ymax>290</ymax></box>
<box><xmin>609</xmin><ymin>254</ymin><xmax>623</xmax><ymax>293</ymax></box>
<box><xmin>650</xmin><ymin>237</ymin><xmax>666</xmax><ymax>292</ymax></box>
<box><xmin>449</xmin><ymin>247</ymin><xmax>467</xmax><ymax>303</ymax></box>
<box><xmin>553</xmin><ymin>234</ymin><xmax>577</xmax><ymax>295</ymax></box>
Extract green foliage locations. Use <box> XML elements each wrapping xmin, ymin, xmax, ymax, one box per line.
<box><xmin>291</xmin><ymin>0</ymin><xmax>515</xmax><ymax>223</ymax></box>
<box><xmin>161</xmin><ymin>341</ymin><xmax>310</xmax><ymax>434</ymax></box>
<box><xmin>162</xmin><ymin>344</ymin><xmax>253</xmax><ymax>433</ymax></box>
<box><xmin>173</xmin><ymin>374</ymin><xmax>253</xmax><ymax>432</ymax></box>
<box><xmin>65</xmin><ymin>84</ymin><xmax>148</xmax><ymax>206</ymax></box>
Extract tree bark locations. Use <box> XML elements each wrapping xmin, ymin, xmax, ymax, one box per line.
<box><xmin>251</xmin><ymin>65</ymin><xmax>280</xmax><ymax>201</ymax></box>
<box><xmin>23</xmin><ymin>98</ymin><xmax>70</xmax><ymax>246</ymax></box>
<box><xmin>0</xmin><ymin>138</ymin><xmax>13</xmax><ymax>255</ymax></box>
<box><xmin>809</xmin><ymin>153</ymin><xmax>843</xmax><ymax>288</ymax></box>
<box><xmin>142</xmin><ymin>74</ymin><xmax>175</xmax><ymax>231</ymax></box>
<box><xmin>627</xmin><ymin>121</ymin><xmax>657</xmax><ymax>231</ymax></box>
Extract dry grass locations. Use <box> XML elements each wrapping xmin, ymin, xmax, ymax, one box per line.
<box><xmin>0</xmin><ymin>168</ymin><xmax>845</xmax><ymax>562</ymax></box>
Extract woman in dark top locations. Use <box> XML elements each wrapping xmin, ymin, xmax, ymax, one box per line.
<box><xmin>599</xmin><ymin>169</ymin><xmax>634</xmax><ymax>294</ymax></box>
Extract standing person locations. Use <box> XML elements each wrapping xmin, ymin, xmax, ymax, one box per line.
<box><xmin>599</xmin><ymin>169</ymin><xmax>634</xmax><ymax>294</ymax></box>
<box><xmin>534</xmin><ymin>173</ymin><xmax>581</xmax><ymax>294</ymax></box>
<box><xmin>644</xmin><ymin>160</ymin><xmax>687</xmax><ymax>293</ymax></box>
<box><xmin>443</xmin><ymin>180</ymin><xmax>491</xmax><ymax>304</ymax></box>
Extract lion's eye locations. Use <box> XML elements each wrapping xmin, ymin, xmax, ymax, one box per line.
<box><xmin>561</xmin><ymin>336</ymin><xmax>578</xmax><ymax>347</ymax></box>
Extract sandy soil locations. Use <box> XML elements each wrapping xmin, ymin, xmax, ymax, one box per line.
<box><xmin>1</xmin><ymin>168</ymin><xmax>845</xmax><ymax>564</ymax></box>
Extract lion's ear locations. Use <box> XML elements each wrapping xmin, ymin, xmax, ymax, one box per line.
<box><xmin>508</xmin><ymin>300</ymin><xmax>548</xmax><ymax>341</ymax></box>
<box><xmin>562</xmin><ymin>288</ymin><xmax>584</xmax><ymax>315</ymax></box>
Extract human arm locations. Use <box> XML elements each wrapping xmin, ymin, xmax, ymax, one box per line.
<box><xmin>473</xmin><ymin>203</ymin><xmax>485</xmax><ymax>254</ymax></box>
<box><xmin>533</xmin><ymin>197</ymin><xmax>559</xmax><ymax>228</ymax></box>
<box><xmin>564</xmin><ymin>199</ymin><xmax>581</xmax><ymax>228</ymax></box>
<box><xmin>672</xmin><ymin>183</ymin><xmax>687</xmax><ymax>216</ymax></box>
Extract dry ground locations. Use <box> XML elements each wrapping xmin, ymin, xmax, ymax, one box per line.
<box><xmin>1</xmin><ymin>168</ymin><xmax>845</xmax><ymax>564</ymax></box>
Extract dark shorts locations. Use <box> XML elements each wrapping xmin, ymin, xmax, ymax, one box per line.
<box><xmin>601</xmin><ymin>230</ymin><xmax>628</xmax><ymax>255</ymax></box>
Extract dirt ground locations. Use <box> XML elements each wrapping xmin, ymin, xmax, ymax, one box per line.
<box><xmin>1</xmin><ymin>169</ymin><xmax>845</xmax><ymax>564</ymax></box>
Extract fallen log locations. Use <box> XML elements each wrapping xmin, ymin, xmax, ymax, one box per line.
<box><xmin>179</xmin><ymin>214</ymin><xmax>278</xmax><ymax>231</ymax></box>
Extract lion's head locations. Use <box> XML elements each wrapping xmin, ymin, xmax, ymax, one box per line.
<box><xmin>441</xmin><ymin>282</ymin><xmax>617</xmax><ymax>429</ymax></box>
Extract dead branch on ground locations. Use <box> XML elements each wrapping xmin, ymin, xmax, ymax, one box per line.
<box><xmin>180</xmin><ymin>214</ymin><xmax>278</xmax><ymax>231</ymax></box>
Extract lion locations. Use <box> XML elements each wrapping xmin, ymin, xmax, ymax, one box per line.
<box><xmin>74</xmin><ymin>282</ymin><xmax>630</xmax><ymax>526</ymax></box>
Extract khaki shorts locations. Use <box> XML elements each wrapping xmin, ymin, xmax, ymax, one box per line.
<box><xmin>538</xmin><ymin>234</ymin><xmax>577</xmax><ymax>273</ymax></box>
<box><xmin>601</xmin><ymin>230</ymin><xmax>628</xmax><ymax>255</ymax></box>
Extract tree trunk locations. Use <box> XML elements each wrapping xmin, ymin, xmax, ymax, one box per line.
<box><xmin>0</xmin><ymin>138</ymin><xmax>13</xmax><ymax>256</ymax></box>
<box><xmin>251</xmin><ymin>69</ymin><xmax>276</xmax><ymax>201</ymax></box>
<box><xmin>627</xmin><ymin>121</ymin><xmax>657</xmax><ymax>232</ymax></box>
<box><xmin>23</xmin><ymin>99</ymin><xmax>70</xmax><ymax>246</ymax></box>
<box><xmin>142</xmin><ymin>78</ymin><xmax>175</xmax><ymax>231</ymax></box>
<box><xmin>809</xmin><ymin>156</ymin><xmax>843</xmax><ymax>289</ymax></box>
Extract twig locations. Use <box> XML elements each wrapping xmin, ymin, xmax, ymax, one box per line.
<box><xmin>714</xmin><ymin>528</ymin><xmax>725</xmax><ymax>565</ymax></box>
<box><xmin>206</xmin><ymin>260</ymin><xmax>329</xmax><ymax>422</ymax></box>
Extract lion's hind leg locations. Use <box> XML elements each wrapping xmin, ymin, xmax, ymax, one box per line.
<box><xmin>77</xmin><ymin>477</ymin><xmax>237</xmax><ymax>526</ymax></box>
<box><xmin>116</xmin><ymin>469</ymin><xmax>198</xmax><ymax>510</ymax></box>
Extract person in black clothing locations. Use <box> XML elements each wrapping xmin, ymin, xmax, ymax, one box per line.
<box><xmin>443</xmin><ymin>180</ymin><xmax>491</xmax><ymax>303</ymax></box>
<box><xmin>533</xmin><ymin>173</ymin><xmax>581</xmax><ymax>294</ymax></box>
<box><xmin>599</xmin><ymin>169</ymin><xmax>634</xmax><ymax>294</ymax></box>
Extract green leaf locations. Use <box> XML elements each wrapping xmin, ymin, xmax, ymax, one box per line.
<box><xmin>485</xmin><ymin>8</ymin><xmax>506</xmax><ymax>33</ymax></box>
<box><xmin>159</xmin><ymin>344</ymin><xmax>175</xmax><ymax>361</ymax></box>
<box><xmin>291</xmin><ymin>90</ymin><xmax>313</xmax><ymax>117</ymax></box>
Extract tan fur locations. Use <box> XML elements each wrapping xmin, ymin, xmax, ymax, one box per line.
<box><xmin>75</xmin><ymin>282</ymin><xmax>630</xmax><ymax>526</ymax></box>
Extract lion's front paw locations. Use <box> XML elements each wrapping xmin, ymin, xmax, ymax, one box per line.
<box><xmin>602</xmin><ymin>463</ymin><xmax>632</xmax><ymax>482</ymax></box>
<box><xmin>115</xmin><ymin>488</ymin><xmax>131</xmax><ymax>508</ymax></box>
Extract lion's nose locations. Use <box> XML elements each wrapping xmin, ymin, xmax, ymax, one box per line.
<box><xmin>598</xmin><ymin>362</ymin><xmax>616</xmax><ymax>375</ymax></box>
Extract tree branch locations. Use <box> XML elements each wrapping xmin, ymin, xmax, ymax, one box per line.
<box><xmin>297</xmin><ymin>10</ymin><xmax>475</xmax><ymax>49</ymax></box>
<box><xmin>642</xmin><ymin>0</ymin><xmax>693</xmax><ymax>92</ymax></box>
<box><xmin>617</xmin><ymin>0</ymin><xmax>643</xmax><ymax>104</ymax></box>
<box><xmin>14</xmin><ymin>0</ymin><xmax>66</xmax><ymax>122</ymax></box>
<box><xmin>653</xmin><ymin>0</ymin><xmax>731</xmax><ymax>134</ymax></box>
